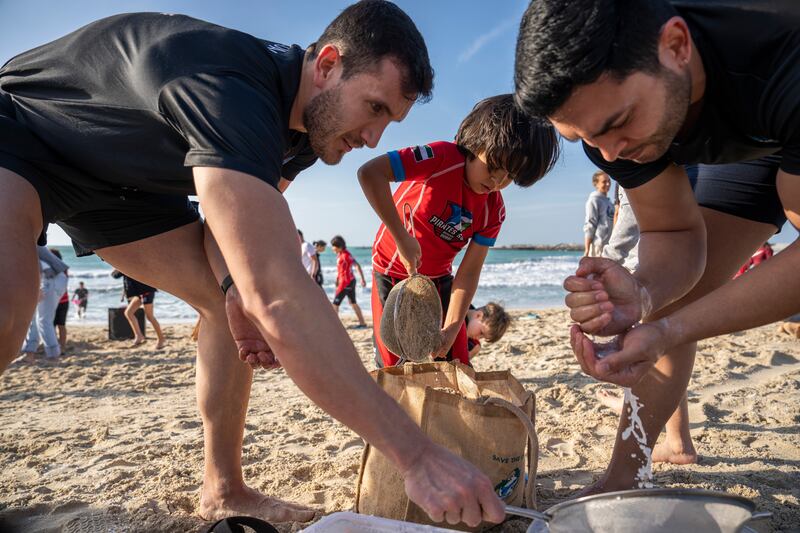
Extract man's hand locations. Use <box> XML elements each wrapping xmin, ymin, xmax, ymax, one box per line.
<box><xmin>397</xmin><ymin>233</ymin><xmax>422</xmax><ymax>275</ymax></box>
<box><xmin>225</xmin><ymin>284</ymin><xmax>281</xmax><ymax>370</ymax></box>
<box><xmin>402</xmin><ymin>442</ymin><xmax>505</xmax><ymax>527</ymax></box>
<box><xmin>569</xmin><ymin>320</ymin><xmax>671</xmax><ymax>387</ymax></box>
<box><xmin>564</xmin><ymin>257</ymin><xmax>651</xmax><ymax>335</ymax></box>
<box><xmin>432</xmin><ymin>322</ymin><xmax>461</xmax><ymax>359</ymax></box>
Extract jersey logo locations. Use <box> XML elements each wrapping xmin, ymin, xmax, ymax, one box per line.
<box><xmin>265</xmin><ymin>42</ymin><xmax>290</xmax><ymax>54</ymax></box>
<box><xmin>429</xmin><ymin>201</ymin><xmax>472</xmax><ymax>242</ymax></box>
<box><xmin>412</xmin><ymin>145</ymin><xmax>434</xmax><ymax>163</ymax></box>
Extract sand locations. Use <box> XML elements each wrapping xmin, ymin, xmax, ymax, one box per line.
<box><xmin>0</xmin><ymin>309</ymin><xmax>798</xmax><ymax>532</ymax></box>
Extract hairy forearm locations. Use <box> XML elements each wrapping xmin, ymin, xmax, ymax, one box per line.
<box><xmin>203</xmin><ymin>223</ymin><xmax>229</xmax><ymax>284</ymax></box>
<box><xmin>634</xmin><ymin>225</ymin><xmax>706</xmax><ymax>318</ymax></box>
<box><xmin>665</xmin><ymin>240</ymin><xmax>800</xmax><ymax>346</ymax></box>
<box><xmin>243</xmin><ymin>272</ymin><xmax>427</xmax><ymax>472</ymax></box>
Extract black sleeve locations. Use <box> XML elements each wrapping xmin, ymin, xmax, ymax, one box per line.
<box><xmin>159</xmin><ymin>73</ymin><xmax>286</xmax><ymax>189</ymax></box>
<box><xmin>281</xmin><ymin>141</ymin><xmax>318</xmax><ymax>181</ymax></box>
<box><xmin>583</xmin><ymin>142</ymin><xmax>671</xmax><ymax>188</ymax></box>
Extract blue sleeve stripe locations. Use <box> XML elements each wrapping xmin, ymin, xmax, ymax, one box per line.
<box><xmin>388</xmin><ymin>151</ymin><xmax>406</xmax><ymax>182</ymax></box>
<box><xmin>472</xmin><ymin>234</ymin><xmax>496</xmax><ymax>247</ymax></box>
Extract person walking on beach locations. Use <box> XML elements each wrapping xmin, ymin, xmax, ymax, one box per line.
<box><xmin>583</xmin><ymin>171</ymin><xmax>614</xmax><ymax>257</ymax></box>
<box><xmin>298</xmin><ymin>230</ymin><xmax>319</xmax><ymax>282</ymax></box>
<box><xmin>312</xmin><ymin>240</ymin><xmax>326</xmax><ymax>287</ymax></box>
<box><xmin>50</xmin><ymin>249</ymin><xmax>70</xmax><ymax>351</ymax></box>
<box><xmin>331</xmin><ymin>235</ymin><xmax>367</xmax><ymax>329</ymax></box>
<box><xmin>72</xmin><ymin>281</ymin><xmax>89</xmax><ymax>319</ymax></box>
<box><xmin>112</xmin><ymin>270</ymin><xmax>167</xmax><ymax>349</ymax></box>
<box><xmin>516</xmin><ymin>0</ymin><xmax>800</xmax><ymax>493</ymax></box>
<box><xmin>0</xmin><ymin>2</ymin><xmax>505</xmax><ymax>526</ymax></box>
<box><xmin>21</xmin><ymin>246</ymin><xmax>69</xmax><ymax>361</ymax></box>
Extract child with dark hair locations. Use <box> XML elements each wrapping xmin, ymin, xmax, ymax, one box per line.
<box><xmin>331</xmin><ymin>236</ymin><xmax>367</xmax><ymax>328</ymax></box>
<box><xmin>465</xmin><ymin>302</ymin><xmax>512</xmax><ymax>358</ymax></box>
<box><xmin>359</xmin><ymin>94</ymin><xmax>559</xmax><ymax>367</ymax></box>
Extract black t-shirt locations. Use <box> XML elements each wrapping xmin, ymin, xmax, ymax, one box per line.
<box><xmin>0</xmin><ymin>13</ymin><xmax>317</xmax><ymax>194</ymax></box>
<box><xmin>74</xmin><ymin>287</ymin><xmax>88</xmax><ymax>301</ymax></box>
<box><xmin>584</xmin><ymin>0</ymin><xmax>800</xmax><ymax>188</ymax></box>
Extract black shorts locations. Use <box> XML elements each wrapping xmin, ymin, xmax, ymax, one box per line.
<box><xmin>0</xmin><ymin>90</ymin><xmax>199</xmax><ymax>254</ymax></box>
<box><xmin>129</xmin><ymin>292</ymin><xmax>155</xmax><ymax>305</ymax></box>
<box><xmin>685</xmin><ymin>155</ymin><xmax>786</xmax><ymax>230</ymax></box>
<box><xmin>53</xmin><ymin>301</ymin><xmax>69</xmax><ymax>326</ymax></box>
<box><xmin>333</xmin><ymin>279</ymin><xmax>357</xmax><ymax>306</ymax></box>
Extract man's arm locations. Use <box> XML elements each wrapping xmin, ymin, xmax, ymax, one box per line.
<box><xmin>193</xmin><ymin>167</ymin><xmax>504</xmax><ymax>525</ymax></box>
<box><xmin>433</xmin><ymin>242</ymin><xmax>489</xmax><ymax>358</ymax></box>
<box><xmin>565</xmin><ymin>164</ymin><xmax>706</xmax><ymax>334</ymax></box>
<box><xmin>358</xmin><ymin>155</ymin><xmax>421</xmax><ymax>274</ymax></box>
<box><xmin>583</xmin><ymin>197</ymin><xmax>598</xmax><ymax>256</ymax></box>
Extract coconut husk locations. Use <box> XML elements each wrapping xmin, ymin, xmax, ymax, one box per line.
<box><xmin>380</xmin><ymin>274</ymin><xmax>442</xmax><ymax>362</ymax></box>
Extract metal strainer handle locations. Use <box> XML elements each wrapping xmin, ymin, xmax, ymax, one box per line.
<box><xmin>505</xmin><ymin>505</ymin><xmax>550</xmax><ymax>522</ymax></box>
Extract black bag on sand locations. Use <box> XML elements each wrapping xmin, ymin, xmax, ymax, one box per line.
<box><xmin>203</xmin><ymin>516</ymin><xmax>278</xmax><ymax>533</ymax></box>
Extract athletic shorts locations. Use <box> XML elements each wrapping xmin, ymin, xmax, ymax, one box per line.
<box><xmin>129</xmin><ymin>292</ymin><xmax>155</xmax><ymax>305</ymax></box>
<box><xmin>685</xmin><ymin>155</ymin><xmax>786</xmax><ymax>230</ymax></box>
<box><xmin>333</xmin><ymin>279</ymin><xmax>357</xmax><ymax>306</ymax></box>
<box><xmin>0</xmin><ymin>89</ymin><xmax>199</xmax><ymax>255</ymax></box>
<box><xmin>53</xmin><ymin>301</ymin><xmax>69</xmax><ymax>326</ymax></box>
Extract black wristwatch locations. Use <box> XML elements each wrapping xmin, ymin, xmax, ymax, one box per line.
<box><xmin>220</xmin><ymin>274</ymin><xmax>235</xmax><ymax>295</ymax></box>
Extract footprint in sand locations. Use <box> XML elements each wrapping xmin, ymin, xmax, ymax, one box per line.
<box><xmin>545</xmin><ymin>437</ymin><xmax>576</xmax><ymax>458</ymax></box>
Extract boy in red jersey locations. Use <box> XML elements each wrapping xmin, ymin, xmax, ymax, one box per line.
<box><xmin>331</xmin><ymin>235</ymin><xmax>367</xmax><ymax>328</ymax></box>
<box><xmin>359</xmin><ymin>94</ymin><xmax>559</xmax><ymax>367</ymax></box>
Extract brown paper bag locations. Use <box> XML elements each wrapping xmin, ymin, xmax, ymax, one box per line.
<box><xmin>355</xmin><ymin>362</ymin><xmax>538</xmax><ymax>531</ymax></box>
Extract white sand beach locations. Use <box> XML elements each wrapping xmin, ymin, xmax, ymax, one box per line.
<box><xmin>1</xmin><ymin>309</ymin><xmax>798</xmax><ymax>532</ymax></box>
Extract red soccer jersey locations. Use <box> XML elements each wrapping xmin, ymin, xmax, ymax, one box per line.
<box><xmin>372</xmin><ymin>141</ymin><xmax>505</xmax><ymax>278</ymax></box>
<box><xmin>336</xmin><ymin>249</ymin><xmax>356</xmax><ymax>293</ymax></box>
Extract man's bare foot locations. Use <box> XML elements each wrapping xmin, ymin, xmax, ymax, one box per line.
<box><xmin>596</xmin><ymin>389</ymin><xmax>624</xmax><ymax>414</ymax></box>
<box><xmin>652</xmin><ymin>438</ymin><xmax>698</xmax><ymax>465</ymax></box>
<box><xmin>130</xmin><ymin>337</ymin><xmax>145</xmax><ymax>347</ymax></box>
<box><xmin>155</xmin><ymin>339</ymin><xmax>166</xmax><ymax>350</ymax></box>
<box><xmin>199</xmin><ymin>485</ymin><xmax>317</xmax><ymax>523</ymax></box>
<box><xmin>779</xmin><ymin>322</ymin><xmax>800</xmax><ymax>338</ymax></box>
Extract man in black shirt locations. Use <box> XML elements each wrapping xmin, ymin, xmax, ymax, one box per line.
<box><xmin>515</xmin><ymin>0</ymin><xmax>799</xmax><ymax>493</ymax></box>
<box><xmin>0</xmin><ymin>2</ymin><xmax>505</xmax><ymax>527</ymax></box>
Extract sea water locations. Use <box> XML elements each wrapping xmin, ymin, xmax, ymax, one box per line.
<box><xmin>50</xmin><ymin>246</ymin><xmax>582</xmax><ymax>324</ymax></box>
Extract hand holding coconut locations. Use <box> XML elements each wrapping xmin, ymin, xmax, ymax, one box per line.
<box><xmin>396</xmin><ymin>232</ymin><xmax>422</xmax><ymax>275</ymax></box>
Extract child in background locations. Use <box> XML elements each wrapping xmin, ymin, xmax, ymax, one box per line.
<box><xmin>359</xmin><ymin>94</ymin><xmax>559</xmax><ymax>368</ymax></box>
<box><xmin>465</xmin><ymin>302</ymin><xmax>512</xmax><ymax>358</ymax></box>
<box><xmin>313</xmin><ymin>240</ymin><xmax>327</xmax><ymax>287</ymax></box>
<box><xmin>331</xmin><ymin>235</ymin><xmax>367</xmax><ymax>329</ymax></box>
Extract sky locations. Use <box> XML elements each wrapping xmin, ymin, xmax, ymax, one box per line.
<box><xmin>0</xmin><ymin>0</ymin><xmax>795</xmax><ymax>247</ymax></box>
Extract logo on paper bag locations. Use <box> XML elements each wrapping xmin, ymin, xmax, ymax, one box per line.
<box><xmin>494</xmin><ymin>467</ymin><xmax>521</xmax><ymax>499</ymax></box>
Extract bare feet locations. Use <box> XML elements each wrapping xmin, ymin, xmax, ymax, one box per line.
<box><xmin>779</xmin><ymin>322</ymin><xmax>800</xmax><ymax>339</ymax></box>
<box><xmin>131</xmin><ymin>336</ymin><xmax>146</xmax><ymax>347</ymax></box>
<box><xmin>199</xmin><ymin>485</ymin><xmax>317</xmax><ymax>524</ymax></box>
<box><xmin>155</xmin><ymin>339</ymin><xmax>166</xmax><ymax>350</ymax></box>
<box><xmin>595</xmin><ymin>389</ymin><xmax>625</xmax><ymax>413</ymax></box>
<box><xmin>652</xmin><ymin>437</ymin><xmax>698</xmax><ymax>465</ymax></box>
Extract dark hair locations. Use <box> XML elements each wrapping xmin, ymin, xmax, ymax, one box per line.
<box><xmin>480</xmin><ymin>302</ymin><xmax>512</xmax><ymax>343</ymax></box>
<box><xmin>314</xmin><ymin>240</ymin><xmax>327</xmax><ymax>247</ymax></box>
<box><xmin>307</xmin><ymin>0</ymin><xmax>434</xmax><ymax>102</ymax></box>
<box><xmin>298</xmin><ymin>229</ymin><xmax>304</xmax><ymax>240</ymax></box>
<box><xmin>331</xmin><ymin>235</ymin><xmax>346</xmax><ymax>249</ymax></box>
<box><xmin>514</xmin><ymin>0</ymin><xmax>677</xmax><ymax>118</ymax></box>
<box><xmin>455</xmin><ymin>94</ymin><xmax>560</xmax><ymax>187</ymax></box>
<box><xmin>49</xmin><ymin>248</ymin><xmax>62</xmax><ymax>259</ymax></box>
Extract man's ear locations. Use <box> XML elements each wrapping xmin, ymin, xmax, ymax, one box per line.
<box><xmin>312</xmin><ymin>43</ymin><xmax>343</xmax><ymax>89</ymax></box>
<box><xmin>658</xmin><ymin>16</ymin><xmax>692</xmax><ymax>71</ymax></box>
